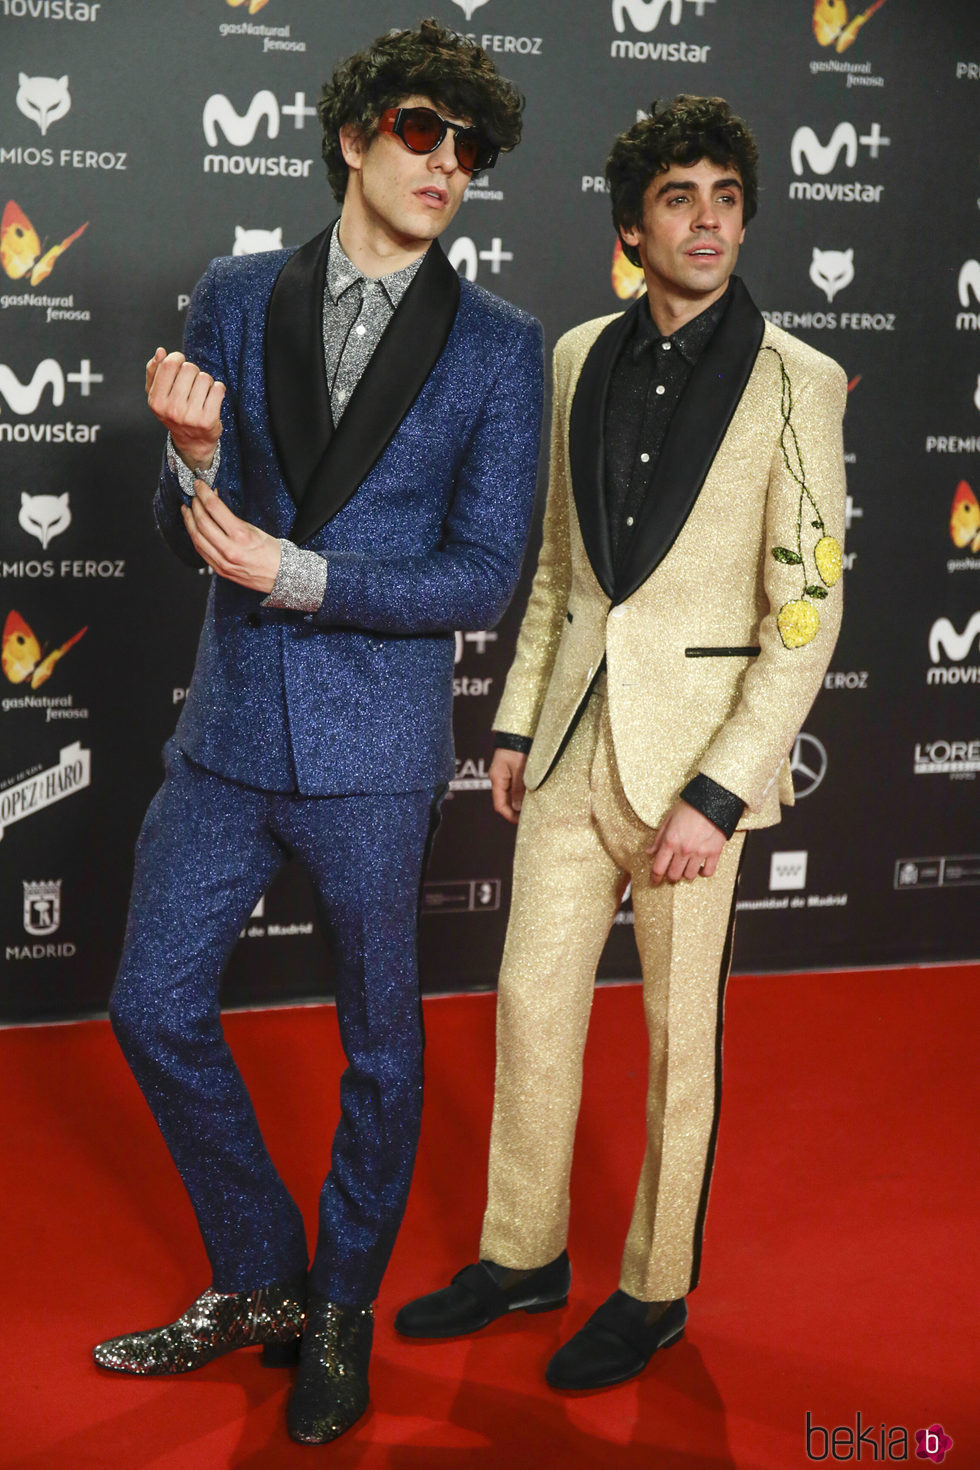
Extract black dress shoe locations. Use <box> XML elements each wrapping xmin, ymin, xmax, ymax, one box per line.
<box><xmin>92</xmin><ymin>1273</ymin><xmax>306</xmax><ymax>1375</ymax></box>
<box><xmin>287</xmin><ymin>1293</ymin><xmax>373</xmax><ymax>1445</ymax></box>
<box><xmin>545</xmin><ymin>1291</ymin><xmax>687</xmax><ymax>1391</ymax></box>
<box><xmin>394</xmin><ymin>1252</ymin><xmax>571</xmax><ymax>1339</ymax></box>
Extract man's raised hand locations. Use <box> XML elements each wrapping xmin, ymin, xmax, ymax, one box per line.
<box><xmin>146</xmin><ymin>346</ymin><xmax>224</xmax><ymax>471</ymax></box>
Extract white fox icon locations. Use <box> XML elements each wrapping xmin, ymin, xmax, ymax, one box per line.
<box><xmin>19</xmin><ymin>492</ymin><xmax>71</xmax><ymax>549</ymax></box>
<box><xmin>16</xmin><ymin>74</ymin><xmax>71</xmax><ymax>136</ymax></box>
<box><xmin>809</xmin><ymin>247</ymin><xmax>854</xmax><ymax>304</ymax></box>
<box><xmin>233</xmin><ymin>226</ymin><xmax>283</xmax><ymax>255</ymax></box>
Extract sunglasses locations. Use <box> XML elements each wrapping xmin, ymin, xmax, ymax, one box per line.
<box><xmin>377</xmin><ymin>106</ymin><xmax>499</xmax><ymax>174</ymax></box>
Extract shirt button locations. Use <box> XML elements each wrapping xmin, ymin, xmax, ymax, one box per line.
<box><xmin>655</xmin><ymin>385</ymin><xmax>666</xmax><ymax>396</ymax></box>
<box><xmin>640</xmin><ymin>452</ymin><xmax>650</xmax><ymax>463</ymax></box>
<box><xmin>355</xmin><ymin>325</ymin><xmax>366</xmax><ymax>336</ymax></box>
<box><xmin>610</xmin><ymin>606</ymin><xmax>625</xmax><ymax>620</ymax></box>
<box><xmin>662</xmin><ymin>341</ymin><xmax>672</xmax><ymax>351</ymax></box>
<box><xmin>337</xmin><ymin>388</ymin><xmax>347</xmax><ymax>400</ymax></box>
<box><xmin>625</xmin><ymin>516</ymin><xmax>634</xmax><ymax>526</ymax></box>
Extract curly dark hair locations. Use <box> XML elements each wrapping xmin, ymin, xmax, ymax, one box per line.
<box><xmin>606</xmin><ymin>96</ymin><xmax>759</xmax><ymax>266</ymax></box>
<box><xmin>317</xmin><ymin>18</ymin><xmax>524</xmax><ymax>203</ymax></box>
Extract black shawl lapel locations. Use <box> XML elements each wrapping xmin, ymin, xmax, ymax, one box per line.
<box><xmin>264</xmin><ymin>224</ymin><xmax>334</xmax><ymax>508</ymax></box>
<box><xmin>616</xmin><ymin>276</ymin><xmax>765</xmax><ymax>602</ymax></box>
<box><xmin>568</xmin><ymin>300</ymin><xmax>644</xmax><ymax>600</ymax></box>
<box><xmin>289</xmin><ymin>240</ymin><xmax>461</xmax><ymax>546</ymax></box>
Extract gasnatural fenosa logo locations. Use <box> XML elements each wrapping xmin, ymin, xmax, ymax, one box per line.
<box><xmin>811</xmin><ymin>0</ymin><xmax>888</xmax><ymax>52</ymax></box>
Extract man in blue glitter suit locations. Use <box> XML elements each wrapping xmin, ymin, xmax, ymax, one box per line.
<box><xmin>92</xmin><ymin>20</ymin><xmax>542</xmax><ymax>1445</ymax></box>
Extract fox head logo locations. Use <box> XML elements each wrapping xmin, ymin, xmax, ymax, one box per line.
<box><xmin>232</xmin><ymin>226</ymin><xmax>283</xmax><ymax>256</ymax></box>
<box><xmin>451</xmin><ymin>0</ymin><xmax>490</xmax><ymax>19</ymax></box>
<box><xmin>19</xmin><ymin>492</ymin><xmax>71</xmax><ymax>550</ymax></box>
<box><xmin>16</xmin><ymin>74</ymin><xmax>71</xmax><ymax>136</ymax></box>
<box><xmin>809</xmin><ymin>246</ymin><xmax>854</xmax><ymax>303</ymax></box>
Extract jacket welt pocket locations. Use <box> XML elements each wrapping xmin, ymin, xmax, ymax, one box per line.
<box><xmin>684</xmin><ymin>646</ymin><xmax>761</xmax><ymax>658</ymax></box>
<box><xmin>566</xmin><ymin>610</ymin><xmax>573</xmax><ymax>623</ymax></box>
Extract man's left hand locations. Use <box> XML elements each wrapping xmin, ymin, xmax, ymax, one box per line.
<box><xmin>646</xmin><ymin>799</ymin><xmax>726</xmax><ymax>885</ymax></box>
<box><xmin>181</xmin><ymin>480</ymin><xmax>281</xmax><ymax>593</ymax></box>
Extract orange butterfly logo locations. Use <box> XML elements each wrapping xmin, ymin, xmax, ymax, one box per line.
<box><xmin>611</xmin><ymin>237</ymin><xmax>646</xmax><ymax>301</ymax></box>
<box><xmin>0</xmin><ymin>200</ymin><xmax>88</xmax><ymax>287</ymax></box>
<box><xmin>226</xmin><ymin>0</ymin><xmax>270</xmax><ymax>12</ymax></box>
<box><xmin>2</xmin><ymin>610</ymin><xmax>87</xmax><ymax>689</ymax></box>
<box><xmin>950</xmin><ymin>481</ymin><xmax>980</xmax><ymax>554</ymax></box>
<box><xmin>812</xmin><ymin>0</ymin><xmax>888</xmax><ymax>52</ymax></box>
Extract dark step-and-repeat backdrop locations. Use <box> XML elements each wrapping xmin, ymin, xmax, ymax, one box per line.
<box><xmin>1</xmin><ymin>1</ymin><xmax>977</xmax><ymax>1023</ymax></box>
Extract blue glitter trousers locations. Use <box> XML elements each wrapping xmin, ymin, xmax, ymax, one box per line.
<box><xmin>109</xmin><ymin>742</ymin><xmax>442</xmax><ymax>1305</ymax></box>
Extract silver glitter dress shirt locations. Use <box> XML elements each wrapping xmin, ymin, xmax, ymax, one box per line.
<box><xmin>264</xmin><ymin>225</ymin><xmax>425</xmax><ymax>612</ymax></box>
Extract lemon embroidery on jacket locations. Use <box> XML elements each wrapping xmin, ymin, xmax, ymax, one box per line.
<box><xmin>765</xmin><ymin>345</ymin><xmax>843</xmax><ymax>649</ymax></box>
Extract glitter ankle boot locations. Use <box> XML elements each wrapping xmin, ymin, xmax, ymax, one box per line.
<box><xmin>286</xmin><ymin>1293</ymin><xmax>373</xmax><ymax>1444</ymax></box>
<box><xmin>92</xmin><ymin>1272</ymin><xmax>306</xmax><ymax>1375</ymax></box>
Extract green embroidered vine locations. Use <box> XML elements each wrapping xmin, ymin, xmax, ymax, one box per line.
<box><xmin>764</xmin><ymin>345</ymin><xmax>842</xmax><ymax>648</ymax></box>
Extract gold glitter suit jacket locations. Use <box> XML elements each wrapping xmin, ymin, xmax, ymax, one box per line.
<box><xmin>493</xmin><ymin>278</ymin><xmax>848</xmax><ymax>830</ymax></box>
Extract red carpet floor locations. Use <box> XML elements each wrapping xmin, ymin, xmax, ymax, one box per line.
<box><xmin>1</xmin><ymin>964</ymin><xmax>977</xmax><ymax>1469</ymax></box>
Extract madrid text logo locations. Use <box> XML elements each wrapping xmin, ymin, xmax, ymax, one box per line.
<box><xmin>232</xmin><ymin>226</ymin><xmax>282</xmax><ymax>255</ymax></box>
<box><xmin>956</xmin><ymin>259</ymin><xmax>980</xmax><ymax>330</ymax></box>
<box><xmin>790</xmin><ymin>732</ymin><xmax>827</xmax><ymax>798</ymax></box>
<box><xmin>1</xmin><ymin>200</ymin><xmax>87</xmax><ymax>286</ymax></box>
<box><xmin>809</xmin><ymin>247</ymin><xmax>854</xmax><ymax>303</ymax></box>
<box><xmin>202</xmin><ymin>89</ymin><xmax>315</xmax><ymax>178</ymax></box>
<box><xmin>15</xmin><ymin>73</ymin><xmax>70</xmax><ymax>135</ymax></box>
<box><xmin>451</xmin><ymin>0</ymin><xmax>489</xmax><ymax>20</ymax></box>
<box><xmin>789</xmin><ymin>121</ymin><xmax>887</xmax><ymax>202</ymax></box>
<box><xmin>0</xmin><ymin>741</ymin><xmax>90</xmax><ymax>839</ymax></box>
<box><xmin>2</xmin><ymin>609</ymin><xmax>86</xmax><ymax>689</ymax></box>
<box><xmin>770</xmin><ymin>850</ymin><xmax>807</xmax><ymax>891</ymax></box>
<box><xmin>18</xmin><ymin>492</ymin><xmax>70</xmax><ymax>549</ymax></box>
<box><xmin>811</xmin><ymin>0</ymin><xmax>888</xmax><ymax>53</ymax></box>
<box><xmin>928</xmin><ymin>613</ymin><xmax>980</xmax><ymax>684</ymax></box>
<box><xmin>23</xmin><ymin>878</ymin><xmax>60</xmax><ymax>935</ymax></box>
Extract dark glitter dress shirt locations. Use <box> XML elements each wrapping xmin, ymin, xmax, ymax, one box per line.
<box><xmin>605</xmin><ymin>287</ymin><xmax>729</xmax><ymax>571</ymax></box>
<box><xmin>497</xmin><ymin>287</ymin><xmax>745</xmax><ymax>838</ymax></box>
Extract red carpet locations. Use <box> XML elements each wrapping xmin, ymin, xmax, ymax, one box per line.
<box><xmin>1</xmin><ymin>965</ymin><xmax>977</xmax><ymax>1469</ymax></box>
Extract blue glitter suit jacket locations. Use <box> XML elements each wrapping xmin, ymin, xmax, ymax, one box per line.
<box><xmin>154</xmin><ymin>227</ymin><xmax>544</xmax><ymax>795</ymax></box>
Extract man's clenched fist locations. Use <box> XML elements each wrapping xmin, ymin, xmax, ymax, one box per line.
<box><xmin>146</xmin><ymin>346</ymin><xmax>224</xmax><ymax>470</ymax></box>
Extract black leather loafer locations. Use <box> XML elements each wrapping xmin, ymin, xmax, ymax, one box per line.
<box><xmin>545</xmin><ymin>1291</ymin><xmax>687</xmax><ymax>1391</ymax></box>
<box><xmin>394</xmin><ymin>1252</ymin><xmax>571</xmax><ymax>1339</ymax></box>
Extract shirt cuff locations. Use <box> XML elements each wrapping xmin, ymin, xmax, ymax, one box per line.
<box><xmin>167</xmin><ymin>436</ymin><xmax>220</xmax><ymax>498</ymax></box>
<box><xmin>261</xmin><ymin>539</ymin><xmax>329</xmax><ymax>612</ymax></box>
<box><xmin>493</xmin><ymin>731</ymin><xmax>533</xmax><ymax>755</ymax></box>
<box><xmin>680</xmin><ymin>773</ymin><xmax>744</xmax><ymax>840</ymax></box>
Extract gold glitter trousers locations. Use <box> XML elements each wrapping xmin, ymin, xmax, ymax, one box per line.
<box><xmin>480</xmin><ymin>679</ymin><xmax>744</xmax><ymax>1301</ymax></box>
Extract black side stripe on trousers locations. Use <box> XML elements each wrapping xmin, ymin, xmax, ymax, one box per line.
<box><xmin>687</xmin><ymin>842</ymin><xmax>746</xmax><ymax>1293</ymax></box>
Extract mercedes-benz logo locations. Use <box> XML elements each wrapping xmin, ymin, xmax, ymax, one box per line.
<box><xmin>790</xmin><ymin>732</ymin><xmax>828</xmax><ymax>798</ymax></box>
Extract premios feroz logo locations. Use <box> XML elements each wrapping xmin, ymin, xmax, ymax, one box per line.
<box><xmin>789</xmin><ymin>120</ymin><xmax>888</xmax><ymax>203</ymax></box>
<box><xmin>202</xmin><ymin>89</ymin><xmax>316</xmax><ymax>177</ymax></box>
<box><xmin>5</xmin><ymin>73</ymin><xmax>126</xmax><ymax>172</ymax></box>
<box><xmin>765</xmin><ymin>249</ymin><xmax>895</xmax><ymax>334</ymax></box>
<box><xmin>610</xmin><ymin>0</ymin><xmax>714</xmax><ymax>64</ymax></box>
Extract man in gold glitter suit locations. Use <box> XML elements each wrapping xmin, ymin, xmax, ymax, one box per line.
<box><xmin>397</xmin><ymin>96</ymin><xmax>848</xmax><ymax>1390</ymax></box>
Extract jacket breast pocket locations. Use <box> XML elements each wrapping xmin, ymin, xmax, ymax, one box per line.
<box><xmin>685</xmin><ymin>646</ymin><xmax>761</xmax><ymax>658</ymax></box>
